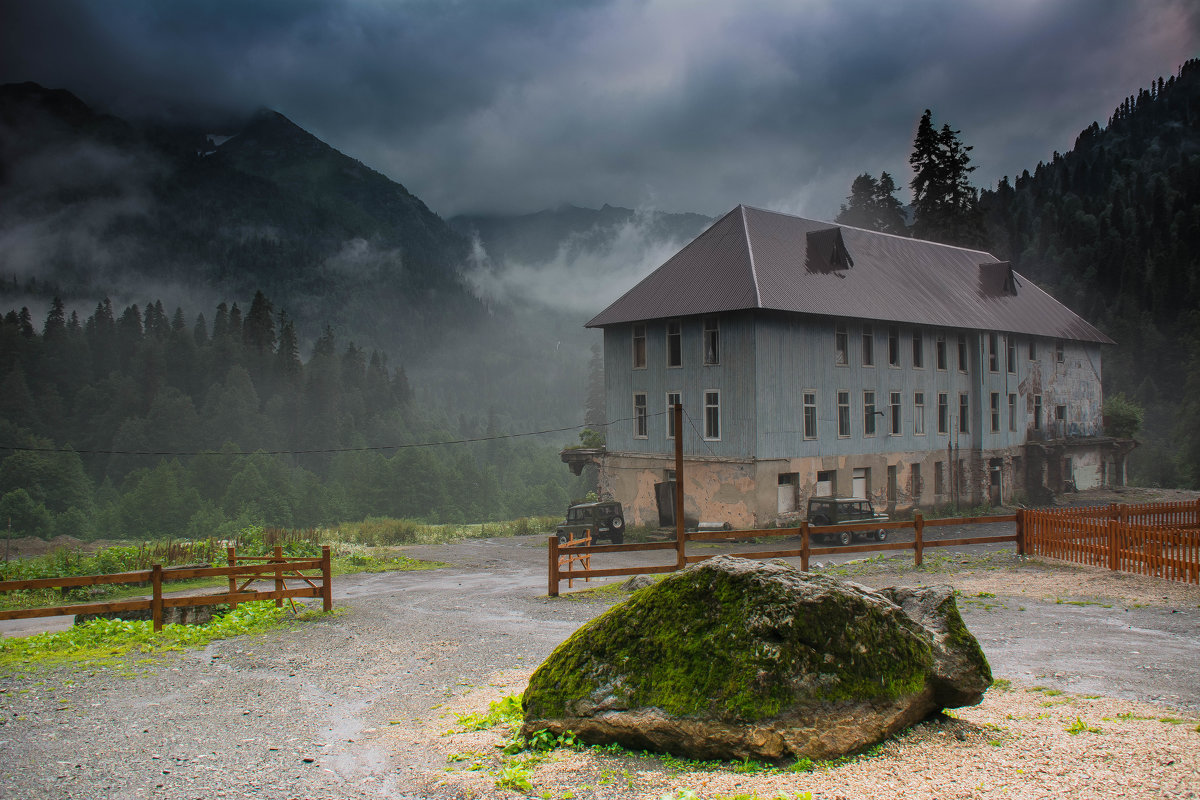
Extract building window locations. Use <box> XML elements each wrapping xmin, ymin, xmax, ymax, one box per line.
<box><xmin>1034</xmin><ymin>395</ymin><xmax>1043</xmax><ymax>430</ymax></box>
<box><xmin>990</xmin><ymin>392</ymin><xmax>1000</xmax><ymax>432</ymax></box>
<box><xmin>632</xmin><ymin>323</ymin><xmax>646</xmax><ymax>369</ymax></box>
<box><xmin>957</xmin><ymin>333</ymin><xmax>968</xmax><ymax>371</ymax></box>
<box><xmin>666</xmin><ymin>320</ymin><xmax>682</xmax><ymax>368</ymax></box>
<box><xmin>1008</xmin><ymin>393</ymin><xmax>1017</xmax><ymax>432</ymax></box>
<box><xmin>703</xmin><ymin>317</ymin><xmax>719</xmax><ymax>365</ymax></box>
<box><xmin>704</xmin><ymin>390</ymin><xmax>720</xmax><ymax>440</ymax></box>
<box><xmin>864</xmin><ymin>391</ymin><xmax>877</xmax><ymax>436</ymax></box>
<box><xmin>666</xmin><ymin>391</ymin><xmax>681</xmax><ymax>439</ymax></box>
<box><xmin>862</xmin><ymin>324</ymin><xmax>874</xmax><ymax>366</ymax></box>
<box><xmin>888</xmin><ymin>325</ymin><xmax>900</xmax><ymax>367</ymax></box>
<box><xmin>1055</xmin><ymin>339</ymin><xmax>1065</xmax><ymax>363</ymax></box>
<box><xmin>634</xmin><ymin>392</ymin><xmax>648</xmax><ymax>438</ymax></box>
<box><xmin>914</xmin><ymin>392</ymin><xmax>926</xmax><ymax>435</ymax></box>
<box><xmin>936</xmin><ymin>334</ymin><xmax>947</xmax><ymax>370</ymax></box>
<box><xmin>803</xmin><ymin>391</ymin><xmax>817</xmax><ymax>439</ymax></box>
<box><xmin>1029</xmin><ymin>338</ymin><xmax>1037</xmax><ymax>360</ymax></box>
<box><xmin>938</xmin><ymin>392</ymin><xmax>948</xmax><ymax>434</ymax></box>
<box><xmin>835</xmin><ymin>323</ymin><xmax>848</xmax><ymax>366</ymax></box>
<box><xmin>934</xmin><ymin>461</ymin><xmax>945</xmax><ymax>495</ymax></box>
<box><xmin>912</xmin><ymin>328</ymin><xmax>924</xmax><ymax>368</ymax></box>
<box><xmin>1006</xmin><ymin>335</ymin><xmax>1016</xmax><ymax>374</ymax></box>
<box><xmin>911</xmin><ymin>463</ymin><xmax>923</xmax><ymax>500</ymax></box>
<box><xmin>837</xmin><ymin>391</ymin><xmax>851</xmax><ymax>437</ymax></box>
<box><xmin>988</xmin><ymin>333</ymin><xmax>999</xmax><ymax>372</ymax></box>
<box><xmin>959</xmin><ymin>393</ymin><xmax>970</xmax><ymax>433</ymax></box>
<box><xmin>889</xmin><ymin>391</ymin><xmax>901</xmax><ymax>435</ymax></box>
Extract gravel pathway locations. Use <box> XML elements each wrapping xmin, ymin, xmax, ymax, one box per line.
<box><xmin>1</xmin><ymin>535</ymin><xmax>1198</xmax><ymax>799</ymax></box>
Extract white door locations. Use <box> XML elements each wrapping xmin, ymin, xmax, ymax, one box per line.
<box><xmin>852</xmin><ymin>468</ymin><xmax>868</xmax><ymax>498</ymax></box>
<box><xmin>777</xmin><ymin>473</ymin><xmax>798</xmax><ymax>513</ymax></box>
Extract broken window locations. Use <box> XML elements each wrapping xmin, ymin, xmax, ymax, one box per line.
<box><xmin>957</xmin><ymin>333</ymin><xmax>968</xmax><ymax>371</ymax></box>
<box><xmin>667</xmin><ymin>320</ymin><xmax>682</xmax><ymax>367</ymax></box>
<box><xmin>835</xmin><ymin>323</ymin><xmax>848</xmax><ymax>365</ymax></box>
<box><xmin>912</xmin><ymin>328</ymin><xmax>924</xmax><ymax>368</ymax></box>
<box><xmin>634</xmin><ymin>392</ymin><xmax>648</xmax><ymax>438</ymax></box>
<box><xmin>862</xmin><ymin>324</ymin><xmax>874</xmax><ymax>366</ymax></box>
<box><xmin>888</xmin><ymin>325</ymin><xmax>900</xmax><ymax>366</ymax></box>
<box><xmin>988</xmin><ymin>333</ymin><xmax>999</xmax><ymax>372</ymax></box>
<box><xmin>703</xmin><ymin>317</ymin><xmax>719</xmax><ymax>365</ymax></box>
<box><xmin>1034</xmin><ymin>395</ymin><xmax>1043</xmax><ymax>430</ymax></box>
<box><xmin>864</xmin><ymin>391</ymin><xmax>877</xmax><ymax>436</ymax></box>
<box><xmin>632</xmin><ymin>323</ymin><xmax>646</xmax><ymax>369</ymax></box>
<box><xmin>936</xmin><ymin>334</ymin><xmax>947</xmax><ymax>370</ymax></box>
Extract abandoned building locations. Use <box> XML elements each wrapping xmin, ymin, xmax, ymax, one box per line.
<box><xmin>566</xmin><ymin>205</ymin><xmax>1135</xmax><ymax>528</ymax></box>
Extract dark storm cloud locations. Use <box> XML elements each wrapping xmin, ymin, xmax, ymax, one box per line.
<box><xmin>2</xmin><ymin>0</ymin><xmax>1196</xmax><ymax>218</ymax></box>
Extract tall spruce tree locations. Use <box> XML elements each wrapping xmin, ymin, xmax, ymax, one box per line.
<box><xmin>909</xmin><ymin>109</ymin><xmax>985</xmax><ymax>247</ymax></box>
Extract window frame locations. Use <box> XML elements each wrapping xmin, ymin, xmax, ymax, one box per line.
<box><xmin>863</xmin><ymin>390</ymin><xmax>877</xmax><ymax>437</ymax></box>
<box><xmin>702</xmin><ymin>316</ymin><xmax>720</xmax><ymax>366</ymax></box>
<box><xmin>938</xmin><ymin>392</ymin><xmax>948</xmax><ymax>435</ymax></box>
<box><xmin>1034</xmin><ymin>394</ymin><xmax>1043</xmax><ymax>430</ymax></box>
<box><xmin>935</xmin><ymin>334</ymin><xmax>947</xmax><ymax>371</ymax></box>
<box><xmin>957</xmin><ymin>333</ymin><xmax>968</xmax><ymax>372</ymax></box>
<box><xmin>703</xmin><ymin>389</ymin><xmax>721</xmax><ymax>441</ymax></box>
<box><xmin>666</xmin><ymin>391</ymin><xmax>681</xmax><ymax>439</ymax></box>
<box><xmin>666</xmin><ymin>319</ymin><xmax>682</xmax><ymax>368</ymax></box>
<box><xmin>1006</xmin><ymin>334</ymin><xmax>1016</xmax><ymax>374</ymax></box>
<box><xmin>837</xmin><ymin>390</ymin><xmax>851</xmax><ymax>438</ymax></box>
<box><xmin>911</xmin><ymin>328</ymin><xmax>924</xmax><ymax>369</ymax></box>
<box><xmin>889</xmin><ymin>391</ymin><xmax>901</xmax><ymax>435</ymax></box>
<box><xmin>914</xmin><ymin>392</ymin><xmax>926</xmax><ymax>436</ymax></box>
<box><xmin>988</xmin><ymin>333</ymin><xmax>999</xmax><ymax>372</ymax></box>
<box><xmin>861</xmin><ymin>324</ymin><xmax>874</xmax><ymax>367</ymax></box>
<box><xmin>802</xmin><ymin>391</ymin><xmax>818</xmax><ymax>440</ymax></box>
<box><xmin>959</xmin><ymin>393</ymin><xmax>970</xmax><ymax>434</ymax></box>
<box><xmin>887</xmin><ymin>325</ymin><xmax>900</xmax><ymax>367</ymax></box>
<box><xmin>835</xmin><ymin>322</ymin><xmax>848</xmax><ymax>366</ymax></box>
<box><xmin>1055</xmin><ymin>339</ymin><xmax>1065</xmax><ymax>363</ymax></box>
<box><xmin>633</xmin><ymin>392</ymin><xmax>648</xmax><ymax>439</ymax></box>
<box><xmin>990</xmin><ymin>391</ymin><xmax>1000</xmax><ymax>433</ymax></box>
<box><xmin>1008</xmin><ymin>393</ymin><xmax>1017</xmax><ymax>432</ymax></box>
<box><xmin>632</xmin><ymin>323</ymin><xmax>647</xmax><ymax>369</ymax></box>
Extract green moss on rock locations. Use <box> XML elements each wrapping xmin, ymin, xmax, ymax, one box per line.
<box><xmin>524</xmin><ymin>558</ymin><xmax>936</xmax><ymax>724</ymax></box>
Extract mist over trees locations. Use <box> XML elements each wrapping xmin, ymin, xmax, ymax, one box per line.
<box><xmin>0</xmin><ymin>292</ymin><xmax>584</xmax><ymax>540</ymax></box>
<box><xmin>835</xmin><ymin>172</ymin><xmax>908</xmax><ymax>234</ymax></box>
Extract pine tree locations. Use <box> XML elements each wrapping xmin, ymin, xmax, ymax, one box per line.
<box><xmin>243</xmin><ymin>290</ymin><xmax>277</xmax><ymax>355</ymax></box>
<box><xmin>909</xmin><ymin>109</ymin><xmax>985</xmax><ymax>247</ymax></box>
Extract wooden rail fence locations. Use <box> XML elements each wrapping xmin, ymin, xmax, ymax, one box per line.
<box><xmin>548</xmin><ymin>500</ymin><xmax>1200</xmax><ymax>595</ymax></box>
<box><xmin>0</xmin><ymin>545</ymin><xmax>333</xmax><ymax>631</ymax></box>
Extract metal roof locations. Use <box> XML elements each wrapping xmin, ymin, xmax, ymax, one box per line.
<box><xmin>586</xmin><ymin>205</ymin><xmax>1113</xmax><ymax>344</ymax></box>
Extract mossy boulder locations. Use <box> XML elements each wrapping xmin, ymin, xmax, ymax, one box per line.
<box><xmin>522</xmin><ymin>555</ymin><xmax>990</xmax><ymax>761</ymax></box>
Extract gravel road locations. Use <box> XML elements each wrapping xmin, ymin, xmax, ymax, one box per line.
<box><xmin>1</xmin><ymin>532</ymin><xmax>1198</xmax><ymax>799</ymax></box>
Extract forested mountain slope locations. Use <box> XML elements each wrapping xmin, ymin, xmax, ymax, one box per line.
<box><xmin>980</xmin><ymin>58</ymin><xmax>1200</xmax><ymax>486</ymax></box>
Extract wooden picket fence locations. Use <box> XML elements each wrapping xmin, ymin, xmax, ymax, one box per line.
<box><xmin>1024</xmin><ymin>500</ymin><xmax>1200</xmax><ymax>584</ymax></box>
<box><xmin>556</xmin><ymin>533</ymin><xmax>592</xmax><ymax>589</ymax></box>
<box><xmin>548</xmin><ymin>500</ymin><xmax>1200</xmax><ymax>595</ymax></box>
<box><xmin>0</xmin><ymin>546</ymin><xmax>332</xmax><ymax>631</ymax></box>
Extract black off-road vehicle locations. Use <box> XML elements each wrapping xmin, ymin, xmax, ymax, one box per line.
<box><xmin>806</xmin><ymin>497</ymin><xmax>889</xmax><ymax>546</ymax></box>
<box><xmin>556</xmin><ymin>500</ymin><xmax>625</xmax><ymax>544</ymax></box>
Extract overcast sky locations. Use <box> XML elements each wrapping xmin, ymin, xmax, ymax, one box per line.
<box><xmin>2</xmin><ymin>0</ymin><xmax>1196</xmax><ymax>220</ymax></box>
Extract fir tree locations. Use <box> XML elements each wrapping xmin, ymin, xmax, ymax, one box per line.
<box><xmin>836</xmin><ymin>172</ymin><xmax>908</xmax><ymax>235</ymax></box>
<box><xmin>909</xmin><ymin>109</ymin><xmax>985</xmax><ymax>247</ymax></box>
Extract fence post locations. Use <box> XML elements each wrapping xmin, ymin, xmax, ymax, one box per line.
<box><xmin>914</xmin><ymin>511</ymin><xmax>924</xmax><ymax>567</ymax></box>
<box><xmin>151</xmin><ymin>563</ymin><xmax>163</xmax><ymax>632</ymax></box>
<box><xmin>800</xmin><ymin>521</ymin><xmax>810</xmax><ymax>572</ymax></box>
<box><xmin>1015</xmin><ymin>509</ymin><xmax>1025</xmax><ymax>556</ymax></box>
<box><xmin>321</xmin><ymin>545</ymin><xmax>332</xmax><ymax>612</ymax></box>
<box><xmin>227</xmin><ymin>546</ymin><xmax>238</xmax><ymax>610</ymax></box>
<box><xmin>1107</xmin><ymin>518</ymin><xmax>1118</xmax><ymax>572</ymax></box>
<box><xmin>273</xmin><ymin>545</ymin><xmax>284</xmax><ymax>608</ymax></box>
<box><xmin>548</xmin><ymin>536</ymin><xmax>560</xmax><ymax>597</ymax></box>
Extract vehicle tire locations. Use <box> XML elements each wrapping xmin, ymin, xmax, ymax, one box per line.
<box><xmin>875</xmin><ymin>528</ymin><xmax>887</xmax><ymax>542</ymax></box>
<box><xmin>611</xmin><ymin>516</ymin><xmax>624</xmax><ymax>530</ymax></box>
<box><xmin>837</xmin><ymin>530</ymin><xmax>852</xmax><ymax>547</ymax></box>
<box><xmin>557</xmin><ymin>531</ymin><xmax>569</xmax><ymax>543</ymax></box>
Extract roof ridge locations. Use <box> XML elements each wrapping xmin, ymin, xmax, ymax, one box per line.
<box><xmin>739</xmin><ymin>205</ymin><xmax>763</xmax><ymax>308</ymax></box>
<box><xmin>740</xmin><ymin>204</ymin><xmax>996</xmax><ymax>258</ymax></box>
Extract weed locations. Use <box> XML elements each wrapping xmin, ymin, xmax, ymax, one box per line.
<box><xmin>1065</xmin><ymin>717</ymin><xmax>1102</xmax><ymax>735</ymax></box>
<box><xmin>455</xmin><ymin>694</ymin><xmax>522</xmax><ymax>731</ymax></box>
<box><xmin>495</xmin><ymin>763</ymin><xmax>533</xmax><ymax>792</ymax></box>
<box><xmin>990</xmin><ymin>678</ymin><xmax>1013</xmax><ymax>691</ymax></box>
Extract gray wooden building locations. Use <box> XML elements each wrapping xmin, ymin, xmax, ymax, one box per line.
<box><xmin>573</xmin><ymin>205</ymin><xmax>1132</xmax><ymax>528</ymax></box>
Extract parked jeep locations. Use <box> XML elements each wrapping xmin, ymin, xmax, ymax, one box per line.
<box><xmin>556</xmin><ymin>500</ymin><xmax>625</xmax><ymax>544</ymax></box>
<box><xmin>806</xmin><ymin>497</ymin><xmax>889</xmax><ymax>546</ymax></box>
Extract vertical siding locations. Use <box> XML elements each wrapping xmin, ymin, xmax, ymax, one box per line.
<box><xmin>603</xmin><ymin>312</ymin><xmax>756</xmax><ymax>458</ymax></box>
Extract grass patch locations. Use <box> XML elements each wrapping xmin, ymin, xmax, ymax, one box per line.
<box><xmin>0</xmin><ymin>600</ymin><xmax>317</xmax><ymax>674</ymax></box>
